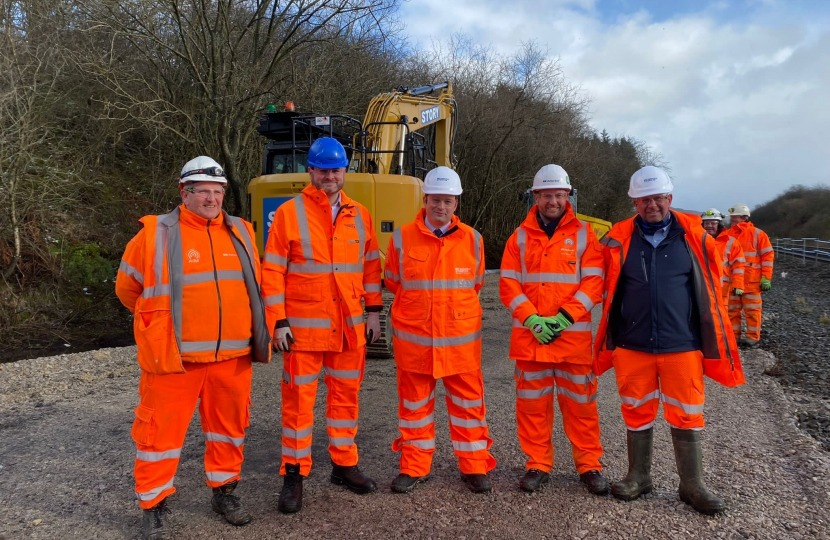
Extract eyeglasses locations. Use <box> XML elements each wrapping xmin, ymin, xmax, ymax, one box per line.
<box><xmin>181</xmin><ymin>166</ymin><xmax>225</xmax><ymax>179</ymax></box>
<box><xmin>634</xmin><ymin>194</ymin><xmax>670</xmax><ymax>206</ymax></box>
<box><xmin>185</xmin><ymin>187</ymin><xmax>225</xmax><ymax>198</ymax></box>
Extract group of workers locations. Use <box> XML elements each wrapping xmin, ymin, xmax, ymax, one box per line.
<box><xmin>115</xmin><ymin>138</ymin><xmax>773</xmax><ymax>539</ymax></box>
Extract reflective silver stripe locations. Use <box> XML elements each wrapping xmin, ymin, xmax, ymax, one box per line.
<box><xmin>509</xmin><ymin>294</ymin><xmax>531</xmax><ymax>312</ymax></box>
<box><xmin>743</xmin><ymin>294</ymin><xmax>762</xmax><ymax>300</ymax></box>
<box><xmin>287</xmin><ymin>317</ymin><xmax>331</xmax><ymax>328</ymax></box>
<box><xmin>620</xmin><ymin>390</ymin><xmax>661</xmax><ymax>408</ymax></box>
<box><xmin>405</xmin><ymin>439</ymin><xmax>436</xmax><ymax>450</ymax></box>
<box><xmin>662</xmin><ymin>394</ymin><xmax>704</xmax><ymax>414</ymax></box>
<box><xmin>353</xmin><ymin>206</ymin><xmax>367</xmax><ymax>266</ymax></box>
<box><xmin>136</xmin><ymin>449</ymin><xmax>181</xmax><ymax>462</ymax></box>
<box><xmin>136</xmin><ymin>477</ymin><xmax>175</xmax><ymax>502</ymax></box>
<box><xmin>142</xmin><ymin>284</ymin><xmax>171</xmax><ymax>298</ymax></box>
<box><xmin>522</xmin><ymin>272</ymin><xmax>579</xmax><ymax>284</ymax></box>
<box><xmin>182</xmin><ymin>270</ymin><xmax>243</xmax><ymax>285</ymax></box>
<box><xmin>206</xmin><ymin>471</ymin><xmax>237</xmax><ymax>483</ymax></box>
<box><xmin>281</xmin><ymin>445</ymin><xmax>312</xmax><ymax>459</ymax></box>
<box><xmin>327</xmin><ymin>418</ymin><xmax>358</xmax><ymax>429</ymax></box>
<box><xmin>399</xmin><ymin>414</ymin><xmax>435</xmax><ymax>429</ymax></box>
<box><xmin>552</xmin><ymin>369</ymin><xmax>594</xmax><ymax>385</ymax></box>
<box><xmin>450</xmin><ymin>415</ymin><xmax>487</xmax><ymax>428</ymax></box>
<box><xmin>744</xmin><ymin>303</ymin><xmax>762</xmax><ymax>309</ymax></box>
<box><xmin>743</xmin><ymin>251</ymin><xmax>757</xmax><ymax>257</ymax></box>
<box><xmin>119</xmin><ymin>260</ymin><xmax>144</xmax><ymax>283</ymax></box>
<box><xmin>264</xmin><ymin>293</ymin><xmax>285</xmax><ymax>306</ymax></box>
<box><xmin>366</xmin><ymin>249</ymin><xmax>380</xmax><ymax>261</ymax></box>
<box><xmin>205</xmin><ymin>432</ymin><xmax>245</xmax><ymax>447</ymax></box>
<box><xmin>568</xmin><ymin>322</ymin><xmax>592</xmax><ymax>332</ymax></box>
<box><xmin>385</xmin><ymin>270</ymin><xmax>400</xmax><ymax>282</ymax></box>
<box><xmin>404</xmin><ymin>279</ymin><xmax>476</xmax><ymax>290</ymax></box>
<box><xmin>448</xmin><ymin>392</ymin><xmax>482</xmax><ymax>408</ymax></box>
<box><xmin>282</xmin><ymin>370</ymin><xmax>319</xmax><ymax>385</ymax></box>
<box><xmin>500</xmin><ymin>269</ymin><xmax>522</xmax><ymax>281</ymax></box>
<box><xmin>556</xmin><ymin>386</ymin><xmax>596</xmax><ymax>403</ymax></box>
<box><xmin>733</xmin><ymin>268</ymin><xmax>744</xmax><ymax>274</ymax></box>
<box><xmin>516</xmin><ymin>367</ymin><xmax>554</xmax><ymax>380</ymax></box>
<box><xmin>264</xmin><ymin>252</ymin><xmax>287</xmax><ymax>266</ymax></box>
<box><xmin>574</xmin><ymin>290</ymin><xmax>595</xmax><ymax>311</ymax></box>
<box><xmin>630</xmin><ymin>421</ymin><xmax>656</xmax><ymax>432</ymax></box>
<box><xmin>345</xmin><ymin>315</ymin><xmax>365</xmax><ymax>328</ymax></box>
<box><xmin>393</xmin><ymin>328</ymin><xmax>481</xmax><ymax>347</ymax></box>
<box><xmin>473</xmin><ymin>230</ymin><xmax>482</xmax><ymax>277</ymax></box>
<box><xmin>761</xmin><ymin>261</ymin><xmax>773</xmax><ymax>267</ymax></box>
<box><xmin>517</xmin><ymin>386</ymin><xmax>554</xmax><ymax>399</ymax></box>
<box><xmin>575</xmin><ymin>224</ymin><xmax>587</xmax><ymax>279</ymax></box>
<box><xmin>365</xmin><ymin>283</ymin><xmax>381</xmax><ymax>293</ymax></box>
<box><xmin>293</xmin><ymin>195</ymin><xmax>315</xmax><ymax>261</ymax></box>
<box><xmin>288</xmin><ymin>262</ymin><xmax>363</xmax><ymax>274</ymax></box>
<box><xmin>452</xmin><ymin>440</ymin><xmax>489</xmax><ymax>452</ymax></box>
<box><xmin>582</xmin><ymin>267</ymin><xmax>603</xmax><ymax>277</ymax></box>
<box><xmin>403</xmin><ymin>392</ymin><xmax>435</xmax><ymax>410</ymax></box>
<box><xmin>283</xmin><ymin>426</ymin><xmax>314</xmax><ymax>439</ymax></box>
<box><xmin>517</xmin><ymin>228</ymin><xmax>528</xmax><ymax>283</ymax></box>
<box><xmin>393</xmin><ymin>228</ymin><xmax>404</xmax><ymax>280</ymax></box>
<box><xmin>181</xmin><ymin>339</ymin><xmax>250</xmax><ymax>353</ymax></box>
<box><xmin>329</xmin><ymin>436</ymin><xmax>355</xmax><ymax>447</ymax></box>
<box><xmin>325</xmin><ymin>367</ymin><xmax>361</xmax><ymax>380</ymax></box>
<box><xmin>760</xmin><ymin>246</ymin><xmax>773</xmax><ymax>255</ymax></box>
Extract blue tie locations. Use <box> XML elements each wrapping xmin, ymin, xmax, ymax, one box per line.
<box><xmin>434</xmin><ymin>228</ymin><xmax>443</xmax><ymax>238</ymax></box>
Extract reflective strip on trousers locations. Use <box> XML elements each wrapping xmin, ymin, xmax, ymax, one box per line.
<box><xmin>205</xmin><ymin>432</ymin><xmax>245</xmax><ymax>447</ymax></box>
<box><xmin>404</xmin><ymin>392</ymin><xmax>435</xmax><ymax>410</ymax></box>
<box><xmin>136</xmin><ymin>478</ymin><xmax>175</xmax><ymax>502</ymax></box>
<box><xmin>136</xmin><ymin>448</ymin><xmax>182</xmax><ymax>462</ymax></box>
<box><xmin>282</xmin><ymin>370</ymin><xmax>319</xmax><ymax>385</ymax></box>
<box><xmin>400</xmin><ymin>413</ymin><xmax>435</xmax><ymax>429</ymax></box>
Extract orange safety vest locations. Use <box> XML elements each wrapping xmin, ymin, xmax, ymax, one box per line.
<box><xmin>593</xmin><ymin>210</ymin><xmax>744</xmax><ymax>387</ymax></box>
<box><xmin>715</xmin><ymin>232</ymin><xmax>745</xmax><ymax>293</ymax></box>
<box><xmin>726</xmin><ymin>221</ymin><xmax>774</xmax><ymax>285</ymax></box>
<box><xmin>115</xmin><ymin>206</ymin><xmax>271</xmax><ymax>374</ymax></box>
<box><xmin>384</xmin><ymin>211</ymin><xmax>485</xmax><ymax>378</ymax></box>
<box><xmin>499</xmin><ymin>204</ymin><xmax>604</xmax><ymax>364</ymax></box>
<box><xmin>261</xmin><ymin>184</ymin><xmax>382</xmax><ymax>351</ymax></box>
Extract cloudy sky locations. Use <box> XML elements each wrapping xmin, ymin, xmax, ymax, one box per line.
<box><xmin>397</xmin><ymin>0</ymin><xmax>829</xmax><ymax>214</ymax></box>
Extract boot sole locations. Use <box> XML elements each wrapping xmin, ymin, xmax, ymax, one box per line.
<box><xmin>330</xmin><ymin>475</ymin><xmax>378</xmax><ymax>494</ymax></box>
<box><xmin>679</xmin><ymin>492</ymin><xmax>725</xmax><ymax>515</ymax></box>
<box><xmin>611</xmin><ymin>483</ymin><xmax>653</xmax><ymax>501</ymax></box>
<box><xmin>391</xmin><ymin>475</ymin><xmax>430</xmax><ymax>494</ymax></box>
<box><xmin>278</xmin><ymin>500</ymin><xmax>302</xmax><ymax>514</ymax></box>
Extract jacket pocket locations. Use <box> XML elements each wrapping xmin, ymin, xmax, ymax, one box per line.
<box><xmin>134</xmin><ymin>309</ymin><xmax>182</xmax><ymax>374</ymax></box>
<box><xmin>131</xmin><ymin>404</ymin><xmax>156</xmax><ymax>446</ymax></box>
<box><xmin>285</xmin><ymin>282</ymin><xmax>323</xmax><ymax>301</ymax></box>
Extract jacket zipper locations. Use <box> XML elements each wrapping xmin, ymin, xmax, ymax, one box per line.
<box><xmin>207</xmin><ymin>220</ymin><xmax>222</xmax><ymax>360</ymax></box>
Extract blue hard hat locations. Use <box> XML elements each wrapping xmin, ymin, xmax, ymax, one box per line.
<box><xmin>307</xmin><ymin>137</ymin><xmax>349</xmax><ymax>169</ymax></box>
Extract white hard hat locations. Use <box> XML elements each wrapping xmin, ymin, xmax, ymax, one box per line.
<box><xmin>532</xmin><ymin>164</ymin><xmax>572</xmax><ymax>192</ymax></box>
<box><xmin>628</xmin><ymin>166</ymin><xmax>673</xmax><ymax>198</ymax></box>
<box><xmin>701</xmin><ymin>208</ymin><xmax>724</xmax><ymax>221</ymax></box>
<box><xmin>423</xmin><ymin>166</ymin><xmax>463</xmax><ymax>195</ymax></box>
<box><xmin>728</xmin><ymin>203</ymin><xmax>751</xmax><ymax>217</ymax></box>
<box><xmin>179</xmin><ymin>156</ymin><xmax>227</xmax><ymax>184</ymax></box>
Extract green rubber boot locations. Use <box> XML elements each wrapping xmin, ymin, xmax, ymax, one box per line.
<box><xmin>611</xmin><ymin>428</ymin><xmax>653</xmax><ymax>501</ymax></box>
<box><xmin>671</xmin><ymin>428</ymin><xmax>725</xmax><ymax>515</ymax></box>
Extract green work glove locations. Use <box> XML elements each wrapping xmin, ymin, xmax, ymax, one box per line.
<box><xmin>733</xmin><ymin>288</ymin><xmax>743</xmax><ymax>296</ymax></box>
<box><xmin>760</xmin><ymin>277</ymin><xmax>771</xmax><ymax>292</ymax></box>
<box><xmin>523</xmin><ymin>314</ymin><xmax>556</xmax><ymax>345</ymax></box>
<box><xmin>545</xmin><ymin>312</ymin><xmax>573</xmax><ymax>334</ymax></box>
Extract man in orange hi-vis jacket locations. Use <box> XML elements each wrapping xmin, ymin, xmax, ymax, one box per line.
<box><xmin>594</xmin><ymin>166</ymin><xmax>744</xmax><ymax>515</ymax></box>
<box><xmin>700</xmin><ymin>208</ymin><xmax>746</xmax><ymax>309</ymax></box>
<box><xmin>726</xmin><ymin>203</ymin><xmax>774</xmax><ymax>348</ymax></box>
<box><xmin>499</xmin><ymin>164</ymin><xmax>608</xmax><ymax>496</ymax></box>
<box><xmin>384</xmin><ymin>166</ymin><xmax>497</xmax><ymax>495</ymax></box>
<box><xmin>116</xmin><ymin>156</ymin><xmax>271</xmax><ymax>540</ymax></box>
<box><xmin>261</xmin><ymin>137</ymin><xmax>383</xmax><ymax>515</ymax></box>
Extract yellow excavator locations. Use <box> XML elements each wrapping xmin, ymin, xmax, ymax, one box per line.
<box><xmin>247</xmin><ymin>82</ymin><xmax>457</xmax><ymax>357</ymax></box>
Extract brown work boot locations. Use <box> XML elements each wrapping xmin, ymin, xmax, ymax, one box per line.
<box><xmin>671</xmin><ymin>428</ymin><xmax>725</xmax><ymax>515</ymax></box>
<box><xmin>278</xmin><ymin>463</ymin><xmax>304</xmax><ymax>514</ymax></box>
<box><xmin>391</xmin><ymin>473</ymin><xmax>430</xmax><ymax>494</ymax></box>
<box><xmin>519</xmin><ymin>469</ymin><xmax>550</xmax><ymax>493</ymax></box>
<box><xmin>579</xmin><ymin>470</ymin><xmax>610</xmax><ymax>496</ymax></box>
<box><xmin>211</xmin><ymin>480</ymin><xmax>252</xmax><ymax>526</ymax></box>
<box><xmin>462</xmin><ymin>473</ymin><xmax>492</xmax><ymax>493</ymax></box>
<box><xmin>612</xmin><ymin>428</ymin><xmax>654</xmax><ymax>501</ymax></box>
<box><xmin>331</xmin><ymin>463</ymin><xmax>378</xmax><ymax>494</ymax></box>
<box><xmin>140</xmin><ymin>498</ymin><xmax>172</xmax><ymax>540</ymax></box>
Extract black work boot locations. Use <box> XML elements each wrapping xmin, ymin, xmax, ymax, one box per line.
<box><xmin>391</xmin><ymin>473</ymin><xmax>430</xmax><ymax>494</ymax></box>
<box><xmin>331</xmin><ymin>463</ymin><xmax>378</xmax><ymax>494</ymax></box>
<box><xmin>278</xmin><ymin>463</ymin><xmax>304</xmax><ymax>514</ymax></box>
<box><xmin>462</xmin><ymin>473</ymin><xmax>492</xmax><ymax>493</ymax></box>
<box><xmin>211</xmin><ymin>480</ymin><xmax>252</xmax><ymax>526</ymax></box>
<box><xmin>671</xmin><ymin>428</ymin><xmax>725</xmax><ymax>515</ymax></box>
<box><xmin>612</xmin><ymin>428</ymin><xmax>654</xmax><ymax>501</ymax></box>
<box><xmin>141</xmin><ymin>498</ymin><xmax>172</xmax><ymax>540</ymax></box>
<box><xmin>519</xmin><ymin>469</ymin><xmax>550</xmax><ymax>493</ymax></box>
<box><xmin>579</xmin><ymin>470</ymin><xmax>610</xmax><ymax>496</ymax></box>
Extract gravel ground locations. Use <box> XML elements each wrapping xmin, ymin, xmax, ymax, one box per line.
<box><xmin>1</xmin><ymin>274</ymin><xmax>829</xmax><ymax>539</ymax></box>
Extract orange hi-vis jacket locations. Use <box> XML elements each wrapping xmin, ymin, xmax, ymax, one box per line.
<box><xmin>384</xmin><ymin>210</ymin><xmax>485</xmax><ymax>378</ymax></box>
<box><xmin>593</xmin><ymin>210</ymin><xmax>745</xmax><ymax>387</ymax></box>
<box><xmin>116</xmin><ymin>206</ymin><xmax>271</xmax><ymax>374</ymax></box>
<box><xmin>715</xmin><ymin>232</ymin><xmax>745</xmax><ymax>295</ymax></box>
<box><xmin>262</xmin><ymin>184</ymin><xmax>382</xmax><ymax>351</ymax></box>
<box><xmin>499</xmin><ymin>204</ymin><xmax>604</xmax><ymax>364</ymax></box>
<box><xmin>726</xmin><ymin>221</ymin><xmax>774</xmax><ymax>286</ymax></box>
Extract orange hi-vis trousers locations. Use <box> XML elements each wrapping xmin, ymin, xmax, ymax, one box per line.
<box><xmin>514</xmin><ymin>360</ymin><xmax>603</xmax><ymax>474</ymax></box>
<box><xmin>132</xmin><ymin>356</ymin><xmax>253</xmax><ymax>509</ymax></box>
<box><xmin>612</xmin><ymin>348</ymin><xmax>705</xmax><ymax>431</ymax></box>
<box><xmin>729</xmin><ymin>283</ymin><xmax>763</xmax><ymax>341</ymax></box>
<box><xmin>392</xmin><ymin>369</ymin><xmax>496</xmax><ymax>477</ymax></box>
<box><xmin>280</xmin><ymin>348</ymin><xmax>365</xmax><ymax>476</ymax></box>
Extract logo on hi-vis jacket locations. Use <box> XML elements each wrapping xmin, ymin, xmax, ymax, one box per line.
<box><xmin>455</xmin><ymin>267</ymin><xmax>472</xmax><ymax>274</ymax></box>
<box><xmin>187</xmin><ymin>248</ymin><xmax>200</xmax><ymax>263</ymax></box>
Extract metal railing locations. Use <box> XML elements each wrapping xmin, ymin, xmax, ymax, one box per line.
<box><xmin>773</xmin><ymin>237</ymin><xmax>830</xmax><ymax>264</ymax></box>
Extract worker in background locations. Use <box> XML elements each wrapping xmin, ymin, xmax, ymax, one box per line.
<box><xmin>384</xmin><ymin>166</ymin><xmax>497</xmax><ymax>494</ymax></box>
<box><xmin>701</xmin><ymin>208</ymin><xmax>746</xmax><ymax>309</ymax></box>
<box><xmin>593</xmin><ymin>166</ymin><xmax>744</xmax><ymax>515</ymax></box>
<box><xmin>726</xmin><ymin>204</ymin><xmax>774</xmax><ymax>349</ymax></box>
<box><xmin>261</xmin><ymin>137</ymin><xmax>383</xmax><ymax>514</ymax></box>
<box><xmin>115</xmin><ymin>156</ymin><xmax>271</xmax><ymax>539</ymax></box>
<box><xmin>499</xmin><ymin>164</ymin><xmax>608</xmax><ymax>496</ymax></box>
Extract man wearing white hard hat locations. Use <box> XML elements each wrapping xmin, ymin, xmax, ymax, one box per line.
<box><xmin>593</xmin><ymin>166</ymin><xmax>744</xmax><ymax>515</ymax></box>
<box><xmin>116</xmin><ymin>156</ymin><xmax>271</xmax><ymax>538</ymax></box>
<box><xmin>700</xmin><ymin>209</ymin><xmax>746</xmax><ymax>309</ymax></box>
<box><xmin>725</xmin><ymin>204</ymin><xmax>774</xmax><ymax>348</ymax></box>
<box><xmin>384</xmin><ymin>166</ymin><xmax>496</xmax><ymax>494</ymax></box>
<box><xmin>499</xmin><ymin>164</ymin><xmax>608</xmax><ymax>496</ymax></box>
